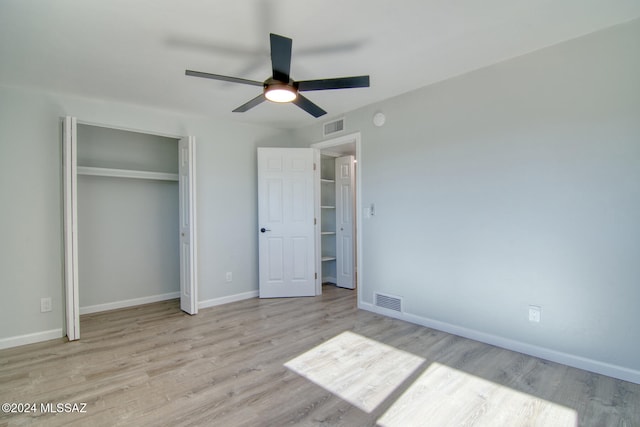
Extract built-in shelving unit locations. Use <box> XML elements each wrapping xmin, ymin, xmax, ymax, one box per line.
<box><xmin>320</xmin><ymin>155</ymin><xmax>337</xmax><ymax>284</ymax></box>
<box><xmin>318</xmin><ymin>151</ymin><xmax>356</xmax><ymax>290</ymax></box>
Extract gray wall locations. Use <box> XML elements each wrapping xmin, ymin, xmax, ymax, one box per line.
<box><xmin>0</xmin><ymin>84</ymin><xmax>293</xmax><ymax>342</ymax></box>
<box><xmin>293</xmin><ymin>20</ymin><xmax>640</xmax><ymax>378</ymax></box>
<box><xmin>78</xmin><ymin>176</ymin><xmax>179</xmax><ymax>308</ymax></box>
<box><xmin>77</xmin><ymin>124</ymin><xmax>179</xmax><ymax>172</ymax></box>
<box><xmin>77</xmin><ymin>125</ymin><xmax>180</xmax><ymax>309</ymax></box>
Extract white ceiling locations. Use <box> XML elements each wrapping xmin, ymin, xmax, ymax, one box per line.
<box><xmin>1</xmin><ymin>0</ymin><xmax>639</xmax><ymax>129</ymax></box>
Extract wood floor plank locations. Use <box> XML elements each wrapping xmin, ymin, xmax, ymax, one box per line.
<box><xmin>1</xmin><ymin>285</ymin><xmax>638</xmax><ymax>426</ymax></box>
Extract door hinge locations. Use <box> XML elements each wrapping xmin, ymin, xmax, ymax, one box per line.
<box><xmin>315</xmin><ymin>272</ymin><xmax>318</xmax><ymax>280</ymax></box>
<box><xmin>313</xmin><ymin>163</ymin><xmax>316</xmax><ymax>171</ymax></box>
<box><xmin>314</xmin><ymin>217</ymin><xmax>317</xmax><ymax>225</ymax></box>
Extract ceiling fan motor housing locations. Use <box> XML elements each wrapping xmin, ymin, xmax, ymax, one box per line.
<box><xmin>264</xmin><ymin>78</ymin><xmax>298</xmax><ymax>103</ymax></box>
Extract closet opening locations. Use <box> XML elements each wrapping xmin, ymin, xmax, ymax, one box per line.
<box><xmin>312</xmin><ymin>133</ymin><xmax>361</xmax><ymax>301</ymax></box>
<box><xmin>62</xmin><ymin>117</ymin><xmax>197</xmax><ymax>341</ymax></box>
<box><xmin>77</xmin><ymin>124</ymin><xmax>180</xmax><ymax>314</ymax></box>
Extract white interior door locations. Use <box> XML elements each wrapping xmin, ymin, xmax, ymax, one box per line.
<box><xmin>179</xmin><ymin>136</ymin><xmax>198</xmax><ymax>314</ymax></box>
<box><xmin>63</xmin><ymin>116</ymin><xmax>80</xmax><ymax>340</ymax></box>
<box><xmin>336</xmin><ymin>155</ymin><xmax>356</xmax><ymax>289</ymax></box>
<box><xmin>258</xmin><ymin>148</ymin><xmax>316</xmax><ymax>298</ymax></box>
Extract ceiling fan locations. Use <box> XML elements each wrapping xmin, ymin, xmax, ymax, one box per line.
<box><xmin>185</xmin><ymin>33</ymin><xmax>370</xmax><ymax>118</ymax></box>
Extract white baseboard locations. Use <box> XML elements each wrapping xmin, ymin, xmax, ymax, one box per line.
<box><xmin>199</xmin><ymin>290</ymin><xmax>258</xmax><ymax>309</ymax></box>
<box><xmin>322</xmin><ymin>276</ymin><xmax>337</xmax><ymax>284</ymax></box>
<box><xmin>0</xmin><ymin>291</ymin><xmax>256</xmax><ymax>351</ymax></box>
<box><xmin>358</xmin><ymin>300</ymin><xmax>640</xmax><ymax>385</ymax></box>
<box><xmin>0</xmin><ymin>329</ymin><xmax>63</xmax><ymax>350</ymax></box>
<box><xmin>80</xmin><ymin>291</ymin><xmax>180</xmax><ymax>315</ymax></box>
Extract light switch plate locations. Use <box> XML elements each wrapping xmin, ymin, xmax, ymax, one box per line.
<box><xmin>528</xmin><ymin>305</ymin><xmax>541</xmax><ymax>323</ymax></box>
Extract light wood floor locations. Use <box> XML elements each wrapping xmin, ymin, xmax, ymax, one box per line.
<box><xmin>1</xmin><ymin>285</ymin><xmax>638</xmax><ymax>426</ymax></box>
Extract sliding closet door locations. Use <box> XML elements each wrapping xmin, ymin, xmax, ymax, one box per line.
<box><xmin>63</xmin><ymin>116</ymin><xmax>80</xmax><ymax>340</ymax></box>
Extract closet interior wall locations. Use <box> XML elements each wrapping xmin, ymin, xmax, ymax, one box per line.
<box><xmin>76</xmin><ymin>124</ymin><xmax>180</xmax><ymax>313</ymax></box>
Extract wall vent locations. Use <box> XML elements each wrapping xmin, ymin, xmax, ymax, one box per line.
<box><xmin>323</xmin><ymin>117</ymin><xmax>345</xmax><ymax>136</ymax></box>
<box><xmin>374</xmin><ymin>292</ymin><xmax>403</xmax><ymax>313</ymax></box>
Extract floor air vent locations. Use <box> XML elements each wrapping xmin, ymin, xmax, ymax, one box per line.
<box><xmin>374</xmin><ymin>292</ymin><xmax>403</xmax><ymax>313</ymax></box>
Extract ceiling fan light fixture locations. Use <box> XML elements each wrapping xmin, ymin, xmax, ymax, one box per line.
<box><xmin>264</xmin><ymin>84</ymin><xmax>297</xmax><ymax>103</ymax></box>
<box><xmin>186</xmin><ymin>34</ymin><xmax>369</xmax><ymax>117</ymax></box>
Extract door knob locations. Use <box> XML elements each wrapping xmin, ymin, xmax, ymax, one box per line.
<box><xmin>260</xmin><ymin>228</ymin><xmax>271</xmax><ymax>233</ymax></box>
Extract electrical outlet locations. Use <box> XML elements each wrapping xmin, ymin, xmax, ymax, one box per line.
<box><xmin>40</xmin><ymin>297</ymin><xmax>52</xmax><ymax>313</ymax></box>
<box><xmin>528</xmin><ymin>305</ymin><xmax>541</xmax><ymax>323</ymax></box>
<box><xmin>225</xmin><ymin>272</ymin><xmax>232</xmax><ymax>282</ymax></box>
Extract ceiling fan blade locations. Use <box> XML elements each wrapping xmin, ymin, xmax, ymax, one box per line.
<box><xmin>270</xmin><ymin>33</ymin><xmax>292</xmax><ymax>82</ymax></box>
<box><xmin>297</xmin><ymin>75</ymin><xmax>370</xmax><ymax>91</ymax></box>
<box><xmin>185</xmin><ymin>70</ymin><xmax>264</xmax><ymax>87</ymax></box>
<box><xmin>292</xmin><ymin>94</ymin><xmax>327</xmax><ymax>118</ymax></box>
<box><xmin>232</xmin><ymin>94</ymin><xmax>266</xmax><ymax>113</ymax></box>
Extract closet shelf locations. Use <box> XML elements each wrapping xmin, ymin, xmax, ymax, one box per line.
<box><xmin>321</xmin><ymin>231</ymin><xmax>336</xmax><ymax>235</ymax></box>
<box><xmin>322</xmin><ymin>256</ymin><xmax>337</xmax><ymax>262</ymax></box>
<box><xmin>77</xmin><ymin>166</ymin><xmax>179</xmax><ymax>182</ymax></box>
<box><xmin>321</xmin><ymin>178</ymin><xmax>335</xmax><ymax>183</ymax></box>
<box><xmin>321</xmin><ymin>205</ymin><xmax>335</xmax><ymax>209</ymax></box>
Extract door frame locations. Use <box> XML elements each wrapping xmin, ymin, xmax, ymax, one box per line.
<box><xmin>311</xmin><ymin>132</ymin><xmax>362</xmax><ymax>298</ymax></box>
<box><xmin>62</xmin><ymin>117</ymin><xmax>198</xmax><ymax>340</ymax></box>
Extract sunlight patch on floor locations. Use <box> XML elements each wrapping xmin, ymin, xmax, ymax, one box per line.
<box><xmin>377</xmin><ymin>362</ymin><xmax>578</xmax><ymax>427</ymax></box>
<box><xmin>284</xmin><ymin>331</ymin><xmax>425</xmax><ymax>413</ymax></box>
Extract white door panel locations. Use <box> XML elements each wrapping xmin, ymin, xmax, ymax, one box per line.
<box><xmin>258</xmin><ymin>148</ymin><xmax>316</xmax><ymax>298</ymax></box>
<box><xmin>179</xmin><ymin>137</ymin><xmax>198</xmax><ymax>314</ymax></box>
<box><xmin>63</xmin><ymin>116</ymin><xmax>80</xmax><ymax>340</ymax></box>
<box><xmin>336</xmin><ymin>155</ymin><xmax>355</xmax><ymax>289</ymax></box>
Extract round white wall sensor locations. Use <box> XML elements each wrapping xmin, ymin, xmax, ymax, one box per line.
<box><xmin>373</xmin><ymin>112</ymin><xmax>386</xmax><ymax>127</ymax></box>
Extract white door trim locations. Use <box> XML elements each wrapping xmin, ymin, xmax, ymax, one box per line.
<box><xmin>311</xmin><ymin>132</ymin><xmax>362</xmax><ymax>299</ymax></box>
